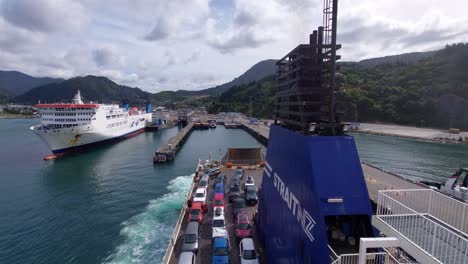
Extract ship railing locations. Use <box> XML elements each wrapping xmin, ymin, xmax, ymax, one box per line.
<box><xmin>375</xmin><ymin>189</ymin><xmax>468</xmax><ymax>263</ymax></box>
<box><xmin>330</xmin><ymin>250</ymin><xmax>414</xmax><ymax>264</ymax></box>
<box><xmin>221</xmin><ymin>159</ymin><xmax>263</xmax><ymax>166</ymax></box>
<box><xmin>377</xmin><ymin>189</ymin><xmax>468</xmax><ymax>236</ymax></box>
<box><xmin>161</xmin><ymin>161</ymin><xmax>201</xmax><ymax>264</ymax></box>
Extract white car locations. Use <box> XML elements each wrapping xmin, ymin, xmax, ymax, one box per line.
<box><xmin>193</xmin><ymin>188</ymin><xmax>207</xmax><ymax>204</ymax></box>
<box><xmin>212</xmin><ymin>207</ymin><xmax>227</xmax><ymax>238</ymax></box>
<box><xmin>239</xmin><ymin>238</ymin><xmax>259</xmax><ymax>264</ymax></box>
<box><xmin>245</xmin><ymin>176</ymin><xmax>255</xmax><ymax>189</ymax></box>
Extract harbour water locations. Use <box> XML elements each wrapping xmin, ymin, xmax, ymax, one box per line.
<box><xmin>0</xmin><ymin>119</ymin><xmax>467</xmax><ymax>264</ymax></box>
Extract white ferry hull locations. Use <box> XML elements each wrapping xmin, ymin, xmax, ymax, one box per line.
<box><xmin>32</xmin><ymin>113</ymin><xmax>151</xmax><ymax>154</ymax></box>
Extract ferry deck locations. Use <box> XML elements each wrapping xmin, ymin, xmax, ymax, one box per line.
<box><xmin>166</xmin><ymin>165</ymin><xmax>265</xmax><ymax>264</ymax></box>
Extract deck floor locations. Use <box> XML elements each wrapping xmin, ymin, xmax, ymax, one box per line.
<box><xmin>169</xmin><ymin>167</ymin><xmax>264</xmax><ymax>264</ymax></box>
<box><xmin>378</xmin><ymin>215</ymin><xmax>468</xmax><ymax>264</ymax></box>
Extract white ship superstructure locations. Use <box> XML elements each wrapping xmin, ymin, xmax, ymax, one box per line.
<box><xmin>31</xmin><ymin>91</ymin><xmax>152</xmax><ymax>154</ymax></box>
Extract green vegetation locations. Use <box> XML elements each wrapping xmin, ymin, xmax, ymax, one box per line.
<box><xmin>339</xmin><ymin>43</ymin><xmax>468</xmax><ymax>129</ymax></box>
<box><xmin>208</xmin><ymin>43</ymin><xmax>468</xmax><ymax>129</ymax></box>
<box><xmin>207</xmin><ymin>76</ymin><xmax>275</xmax><ymax>117</ymax></box>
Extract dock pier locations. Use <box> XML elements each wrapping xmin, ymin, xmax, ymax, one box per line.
<box><xmin>153</xmin><ymin>122</ymin><xmax>194</xmax><ymax>163</ymax></box>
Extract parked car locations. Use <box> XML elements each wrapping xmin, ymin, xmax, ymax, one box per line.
<box><xmin>235</xmin><ymin>168</ymin><xmax>244</xmax><ymax>180</ymax></box>
<box><xmin>214</xmin><ymin>183</ymin><xmax>224</xmax><ymax>195</ymax></box>
<box><xmin>178</xmin><ymin>251</ymin><xmax>196</xmax><ymax>264</ymax></box>
<box><xmin>232</xmin><ymin>198</ymin><xmax>246</xmax><ymax>218</ymax></box>
<box><xmin>235</xmin><ymin>212</ymin><xmax>253</xmax><ymax>239</ymax></box>
<box><xmin>239</xmin><ymin>238</ymin><xmax>259</xmax><ymax>264</ymax></box>
<box><xmin>214</xmin><ymin>174</ymin><xmax>226</xmax><ymax>185</ymax></box>
<box><xmin>229</xmin><ymin>186</ymin><xmax>241</xmax><ymax>202</ymax></box>
<box><xmin>181</xmin><ymin>221</ymin><xmax>199</xmax><ymax>253</ymax></box>
<box><xmin>245</xmin><ymin>186</ymin><xmax>258</xmax><ymax>205</ymax></box>
<box><xmin>214</xmin><ymin>193</ymin><xmax>225</xmax><ymax>209</ymax></box>
<box><xmin>188</xmin><ymin>202</ymin><xmax>204</xmax><ymax>223</ymax></box>
<box><xmin>244</xmin><ymin>176</ymin><xmax>255</xmax><ymax>189</ymax></box>
<box><xmin>208</xmin><ymin>168</ymin><xmax>221</xmax><ymax>179</ymax></box>
<box><xmin>230</xmin><ymin>178</ymin><xmax>240</xmax><ymax>188</ymax></box>
<box><xmin>214</xmin><ymin>206</ymin><xmax>224</xmax><ymax>217</ymax></box>
<box><xmin>193</xmin><ymin>188</ymin><xmax>207</xmax><ymax>204</ymax></box>
<box><xmin>212</xmin><ymin>237</ymin><xmax>230</xmax><ymax>264</ymax></box>
<box><xmin>198</xmin><ymin>175</ymin><xmax>209</xmax><ymax>189</ymax></box>
<box><xmin>212</xmin><ymin>209</ymin><xmax>227</xmax><ymax>238</ymax></box>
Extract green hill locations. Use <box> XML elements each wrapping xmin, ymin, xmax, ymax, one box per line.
<box><xmin>14</xmin><ymin>75</ymin><xmax>150</xmax><ymax>104</ymax></box>
<box><xmin>0</xmin><ymin>70</ymin><xmax>62</xmax><ymax>96</ymax></box>
<box><xmin>209</xmin><ymin>43</ymin><xmax>468</xmax><ymax>129</ymax></box>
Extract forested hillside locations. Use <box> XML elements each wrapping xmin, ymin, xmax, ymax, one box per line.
<box><xmin>209</xmin><ymin>44</ymin><xmax>468</xmax><ymax>129</ymax></box>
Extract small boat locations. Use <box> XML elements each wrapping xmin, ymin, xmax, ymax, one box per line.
<box><xmin>420</xmin><ymin>168</ymin><xmax>468</xmax><ymax>201</ymax></box>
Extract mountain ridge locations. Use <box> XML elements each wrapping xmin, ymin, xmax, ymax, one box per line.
<box><xmin>0</xmin><ymin>70</ymin><xmax>63</xmax><ymax>97</ymax></box>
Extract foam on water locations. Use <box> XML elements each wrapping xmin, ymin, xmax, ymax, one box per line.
<box><xmin>103</xmin><ymin>174</ymin><xmax>194</xmax><ymax>264</ymax></box>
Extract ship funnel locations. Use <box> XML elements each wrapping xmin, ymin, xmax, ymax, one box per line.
<box><xmin>122</xmin><ymin>101</ymin><xmax>129</xmax><ymax>111</ymax></box>
<box><xmin>146</xmin><ymin>101</ymin><xmax>152</xmax><ymax>113</ymax></box>
<box><xmin>72</xmin><ymin>90</ymin><xmax>84</xmax><ymax>104</ymax></box>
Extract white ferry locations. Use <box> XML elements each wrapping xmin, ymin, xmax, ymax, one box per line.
<box><xmin>30</xmin><ymin>90</ymin><xmax>152</xmax><ymax>156</ymax></box>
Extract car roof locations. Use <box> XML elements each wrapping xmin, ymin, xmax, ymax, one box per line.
<box><xmin>214</xmin><ymin>207</ymin><xmax>224</xmax><ymax>216</ymax></box>
<box><xmin>214</xmin><ymin>193</ymin><xmax>224</xmax><ymax>199</ymax></box>
<box><xmin>191</xmin><ymin>202</ymin><xmax>203</xmax><ymax>209</ymax></box>
<box><xmin>186</xmin><ymin>221</ymin><xmax>199</xmax><ymax>233</ymax></box>
<box><xmin>195</xmin><ymin>188</ymin><xmax>205</xmax><ymax>193</ymax></box>
<box><xmin>179</xmin><ymin>251</ymin><xmax>195</xmax><ymax>262</ymax></box>
<box><xmin>214</xmin><ymin>237</ymin><xmax>228</xmax><ymax>247</ymax></box>
<box><xmin>215</xmin><ymin>183</ymin><xmax>224</xmax><ymax>188</ymax></box>
<box><xmin>237</xmin><ymin>213</ymin><xmax>249</xmax><ymax>222</ymax></box>
<box><xmin>200</xmin><ymin>175</ymin><xmax>209</xmax><ymax>180</ymax></box>
<box><xmin>213</xmin><ymin>213</ymin><xmax>225</xmax><ymax>220</ymax></box>
<box><xmin>240</xmin><ymin>238</ymin><xmax>255</xmax><ymax>249</ymax></box>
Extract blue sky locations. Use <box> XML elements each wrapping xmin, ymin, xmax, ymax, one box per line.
<box><xmin>0</xmin><ymin>0</ymin><xmax>467</xmax><ymax>92</ymax></box>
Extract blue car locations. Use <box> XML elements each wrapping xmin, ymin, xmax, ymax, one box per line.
<box><xmin>212</xmin><ymin>237</ymin><xmax>229</xmax><ymax>264</ymax></box>
<box><xmin>214</xmin><ymin>183</ymin><xmax>224</xmax><ymax>195</ymax></box>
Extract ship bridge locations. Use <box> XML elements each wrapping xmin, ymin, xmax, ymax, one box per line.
<box><xmin>373</xmin><ymin>189</ymin><xmax>468</xmax><ymax>264</ymax></box>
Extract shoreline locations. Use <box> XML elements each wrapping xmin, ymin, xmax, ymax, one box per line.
<box><xmin>351</xmin><ymin>123</ymin><xmax>468</xmax><ymax>145</ymax></box>
<box><xmin>0</xmin><ymin>114</ymin><xmax>37</xmax><ymax>119</ymax></box>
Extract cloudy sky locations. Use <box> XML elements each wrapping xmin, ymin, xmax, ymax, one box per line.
<box><xmin>1</xmin><ymin>0</ymin><xmax>467</xmax><ymax>92</ymax></box>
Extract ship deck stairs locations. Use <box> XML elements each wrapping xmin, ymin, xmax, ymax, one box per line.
<box><xmin>373</xmin><ymin>189</ymin><xmax>468</xmax><ymax>264</ymax></box>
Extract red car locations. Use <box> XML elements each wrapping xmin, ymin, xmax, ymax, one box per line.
<box><xmin>213</xmin><ymin>193</ymin><xmax>225</xmax><ymax>209</ymax></box>
<box><xmin>188</xmin><ymin>202</ymin><xmax>204</xmax><ymax>223</ymax></box>
<box><xmin>235</xmin><ymin>212</ymin><xmax>253</xmax><ymax>239</ymax></box>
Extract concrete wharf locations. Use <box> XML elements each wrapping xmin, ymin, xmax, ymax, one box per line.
<box><xmin>154</xmin><ymin>122</ymin><xmax>194</xmax><ymax>163</ymax></box>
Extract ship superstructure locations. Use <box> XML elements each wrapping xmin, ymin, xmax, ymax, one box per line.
<box><xmin>31</xmin><ymin>90</ymin><xmax>152</xmax><ymax>155</ymax></box>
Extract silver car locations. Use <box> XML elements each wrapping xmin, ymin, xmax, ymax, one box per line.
<box><xmin>178</xmin><ymin>251</ymin><xmax>196</xmax><ymax>264</ymax></box>
<box><xmin>181</xmin><ymin>221</ymin><xmax>199</xmax><ymax>253</ymax></box>
<box><xmin>239</xmin><ymin>238</ymin><xmax>259</xmax><ymax>264</ymax></box>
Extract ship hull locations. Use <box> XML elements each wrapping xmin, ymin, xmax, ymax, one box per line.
<box><xmin>32</xmin><ymin>113</ymin><xmax>151</xmax><ymax>154</ymax></box>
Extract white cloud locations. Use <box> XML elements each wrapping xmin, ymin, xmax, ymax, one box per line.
<box><xmin>1</xmin><ymin>0</ymin><xmax>88</xmax><ymax>33</ymax></box>
<box><xmin>93</xmin><ymin>47</ymin><xmax>126</xmax><ymax>67</ymax></box>
<box><xmin>144</xmin><ymin>0</ymin><xmax>210</xmax><ymax>41</ymax></box>
<box><xmin>0</xmin><ymin>0</ymin><xmax>467</xmax><ymax>92</ymax></box>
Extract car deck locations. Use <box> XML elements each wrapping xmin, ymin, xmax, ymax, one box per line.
<box><xmin>168</xmin><ymin>167</ymin><xmax>264</xmax><ymax>264</ymax></box>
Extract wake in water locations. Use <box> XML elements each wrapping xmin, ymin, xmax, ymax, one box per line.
<box><xmin>103</xmin><ymin>174</ymin><xmax>194</xmax><ymax>264</ymax></box>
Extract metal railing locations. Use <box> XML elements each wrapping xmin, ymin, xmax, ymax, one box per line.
<box><xmin>377</xmin><ymin>189</ymin><xmax>468</xmax><ymax>235</ymax></box>
<box><xmin>376</xmin><ymin>190</ymin><xmax>468</xmax><ymax>264</ymax></box>
<box><xmin>330</xmin><ymin>251</ymin><xmax>406</xmax><ymax>264</ymax></box>
<box><xmin>161</xmin><ymin>164</ymin><xmax>200</xmax><ymax>264</ymax></box>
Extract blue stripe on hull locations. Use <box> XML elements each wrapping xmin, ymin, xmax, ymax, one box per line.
<box><xmin>51</xmin><ymin>128</ymin><xmax>145</xmax><ymax>154</ymax></box>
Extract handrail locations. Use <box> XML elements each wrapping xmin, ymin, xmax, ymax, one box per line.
<box><xmin>376</xmin><ymin>190</ymin><xmax>468</xmax><ymax>263</ymax></box>
<box><xmin>161</xmin><ymin>161</ymin><xmax>201</xmax><ymax>264</ymax></box>
<box><xmin>379</xmin><ymin>189</ymin><xmax>468</xmax><ymax>235</ymax></box>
